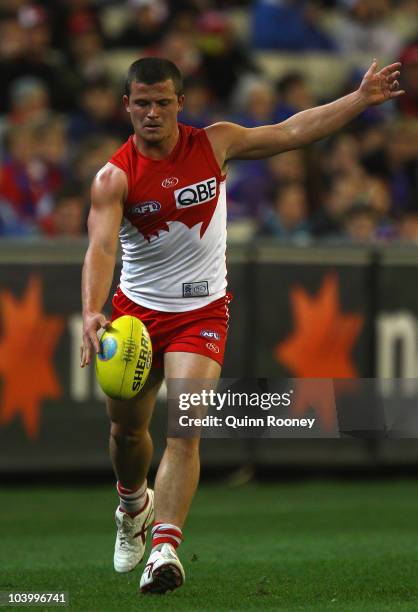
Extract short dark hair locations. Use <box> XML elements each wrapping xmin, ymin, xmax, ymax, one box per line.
<box><xmin>124</xmin><ymin>57</ymin><xmax>183</xmax><ymax>97</ymax></box>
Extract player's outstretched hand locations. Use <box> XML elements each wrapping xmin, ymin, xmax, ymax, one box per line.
<box><xmin>359</xmin><ymin>59</ymin><xmax>405</xmax><ymax>106</ymax></box>
<box><xmin>81</xmin><ymin>312</ymin><xmax>111</xmax><ymax>367</ymax></box>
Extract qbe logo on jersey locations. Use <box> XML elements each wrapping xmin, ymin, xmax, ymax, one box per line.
<box><xmin>174</xmin><ymin>177</ymin><xmax>217</xmax><ymax>208</ymax></box>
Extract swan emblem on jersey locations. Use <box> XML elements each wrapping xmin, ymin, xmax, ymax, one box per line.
<box><xmin>128</xmin><ymin>177</ymin><xmax>219</xmax><ymax>243</ymax></box>
<box><xmin>162</xmin><ymin>177</ymin><xmax>179</xmax><ymax>188</ymax></box>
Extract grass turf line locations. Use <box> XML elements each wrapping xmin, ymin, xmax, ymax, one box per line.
<box><xmin>0</xmin><ymin>481</ymin><xmax>417</xmax><ymax>611</ymax></box>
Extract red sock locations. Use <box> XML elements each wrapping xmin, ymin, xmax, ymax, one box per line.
<box><xmin>151</xmin><ymin>522</ymin><xmax>183</xmax><ymax>549</ymax></box>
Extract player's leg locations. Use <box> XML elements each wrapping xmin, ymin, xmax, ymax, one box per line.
<box><xmin>155</xmin><ymin>352</ymin><xmax>220</xmax><ymax>526</ymax></box>
<box><xmin>140</xmin><ymin>352</ymin><xmax>221</xmax><ymax>593</ymax></box>
<box><xmin>108</xmin><ymin>369</ymin><xmax>163</xmax><ymax>573</ymax></box>
<box><xmin>108</xmin><ymin>369</ymin><xmax>163</xmax><ymax>489</ymax></box>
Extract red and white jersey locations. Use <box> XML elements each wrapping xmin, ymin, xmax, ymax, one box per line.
<box><xmin>109</xmin><ymin>123</ymin><xmax>227</xmax><ymax>312</ymax></box>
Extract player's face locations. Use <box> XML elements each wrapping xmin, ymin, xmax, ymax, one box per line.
<box><xmin>124</xmin><ymin>79</ymin><xmax>184</xmax><ymax>144</ymax></box>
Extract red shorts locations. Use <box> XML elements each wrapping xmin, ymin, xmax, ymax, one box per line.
<box><xmin>111</xmin><ymin>288</ymin><xmax>232</xmax><ymax>369</ymax></box>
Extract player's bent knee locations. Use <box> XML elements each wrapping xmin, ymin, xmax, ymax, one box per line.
<box><xmin>107</xmin><ymin>395</ymin><xmax>155</xmax><ymax>430</ymax></box>
<box><xmin>110</xmin><ymin>423</ymin><xmax>150</xmax><ymax>447</ymax></box>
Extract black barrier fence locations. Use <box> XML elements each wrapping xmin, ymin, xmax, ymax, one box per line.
<box><xmin>0</xmin><ymin>240</ymin><xmax>418</xmax><ymax>472</ymax></box>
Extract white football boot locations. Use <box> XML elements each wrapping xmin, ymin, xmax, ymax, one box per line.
<box><xmin>139</xmin><ymin>543</ymin><xmax>185</xmax><ymax>594</ymax></box>
<box><xmin>113</xmin><ymin>489</ymin><xmax>154</xmax><ymax>573</ymax></box>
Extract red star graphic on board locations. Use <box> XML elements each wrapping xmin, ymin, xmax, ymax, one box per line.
<box><xmin>0</xmin><ymin>276</ymin><xmax>64</xmax><ymax>439</ymax></box>
<box><xmin>275</xmin><ymin>274</ymin><xmax>364</xmax><ymax>431</ymax></box>
<box><xmin>276</xmin><ymin>274</ymin><xmax>363</xmax><ymax>377</ymax></box>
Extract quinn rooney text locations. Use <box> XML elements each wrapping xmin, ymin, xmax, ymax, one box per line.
<box><xmin>178</xmin><ymin>416</ymin><xmax>316</xmax><ymax>429</ymax></box>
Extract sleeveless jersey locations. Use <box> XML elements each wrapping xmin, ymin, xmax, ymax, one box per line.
<box><xmin>108</xmin><ymin>123</ymin><xmax>227</xmax><ymax>312</ymax></box>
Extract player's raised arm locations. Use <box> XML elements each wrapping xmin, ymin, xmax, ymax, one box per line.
<box><xmin>81</xmin><ymin>163</ymin><xmax>126</xmax><ymax>367</ymax></box>
<box><xmin>206</xmin><ymin>60</ymin><xmax>404</xmax><ymax>163</ymax></box>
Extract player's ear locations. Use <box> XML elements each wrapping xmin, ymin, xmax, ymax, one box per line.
<box><xmin>177</xmin><ymin>94</ymin><xmax>185</xmax><ymax>112</ymax></box>
<box><xmin>123</xmin><ymin>95</ymin><xmax>130</xmax><ymax>113</ymax></box>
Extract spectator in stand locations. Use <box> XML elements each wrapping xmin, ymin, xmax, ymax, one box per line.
<box><xmin>66</xmin><ymin>12</ymin><xmax>108</xmax><ymax>83</ymax></box>
<box><xmin>168</xmin><ymin>4</ymin><xmax>199</xmax><ymax>37</ymax></box>
<box><xmin>0</xmin><ymin>113</ymin><xmax>67</xmax><ymax>234</ymax></box>
<box><xmin>311</xmin><ymin>173</ymin><xmax>367</xmax><ymax>237</ymax></box>
<box><xmin>268</xmin><ymin>150</ymin><xmax>308</xmax><ymax>186</ymax></box>
<box><xmin>270</xmin><ymin>147</ymin><xmax>323</xmax><ymax>211</ymax></box>
<box><xmin>228</xmin><ymin>77</ymin><xmax>278</xmax><ymax>218</ymax></box>
<box><xmin>361</xmin><ymin>119</ymin><xmax>418</xmax><ymax>217</ymax></box>
<box><xmin>320</xmin><ymin>133</ymin><xmax>365</xmax><ymax>185</ymax></box>
<box><xmin>0</xmin><ymin>7</ymin><xmax>76</xmax><ymax>113</ymax></box>
<box><xmin>68</xmin><ymin>77</ymin><xmax>130</xmax><ymax>144</ymax></box>
<box><xmin>41</xmin><ymin>182</ymin><xmax>87</xmax><ymax>237</ymax></box>
<box><xmin>0</xmin><ymin>123</ymin><xmax>59</xmax><ymax>233</ymax></box>
<box><xmin>197</xmin><ymin>10</ymin><xmax>258</xmax><ymax>103</ymax></box>
<box><xmin>0</xmin><ymin>195</ymin><xmax>31</xmax><ymax>236</ymax></box>
<box><xmin>109</xmin><ymin>0</ymin><xmax>169</xmax><ymax>49</ymax></box>
<box><xmin>0</xmin><ymin>11</ymin><xmax>30</xmax><ymax>113</ymax></box>
<box><xmin>397</xmin><ymin>40</ymin><xmax>418</xmax><ymax>118</ymax></box>
<box><xmin>229</xmin><ymin>148</ymin><xmax>309</xmax><ymax>219</ymax></box>
<box><xmin>366</xmin><ymin>176</ymin><xmax>394</xmax><ymax>232</ymax></box>
<box><xmin>51</xmin><ymin>0</ymin><xmax>101</xmax><ymax>53</ymax></box>
<box><xmin>233</xmin><ymin>76</ymin><xmax>278</xmax><ymax>127</ymax></box>
<box><xmin>72</xmin><ymin>135</ymin><xmax>122</xmax><ymax>189</ymax></box>
<box><xmin>258</xmin><ymin>183</ymin><xmax>311</xmax><ymax>240</ymax></box>
<box><xmin>252</xmin><ymin>0</ymin><xmax>335</xmax><ymax>52</ymax></box>
<box><xmin>342</xmin><ymin>203</ymin><xmax>379</xmax><ymax>243</ymax></box>
<box><xmin>148</xmin><ymin>29</ymin><xmax>203</xmax><ymax>81</ymax></box>
<box><xmin>398</xmin><ymin>211</ymin><xmax>418</xmax><ymax>243</ymax></box>
<box><xmin>35</xmin><ymin>117</ymin><xmax>69</xmax><ymax>194</ymax></box>
<box><xmin>275</xmin><ymin>72</ymin><xmax>315</xmax><ymax>121</ymax></box>
<box><xmin>333</xmin><ymin>0</ymin><xmax>402</xmax><ymax>58</ymax></box>
<box><xmin>6</xmin><ymin>76</ymin><xmax>50</xmax><ymax>127</ymax></box>
<box><xmin>178</xmin><ymin>78</ymin><xmax>215</xmax><ymax>129</ymax></box>
<box><xmin>19</xmin><ymin>4</ymin><xmax>51</xmax><ymax>61</ymax></box>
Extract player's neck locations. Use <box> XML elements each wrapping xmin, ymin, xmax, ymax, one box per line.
<box><xmin>133</xmin><ymin>128</ymin><xmax>180</xmax><ymax>160</ymax></box>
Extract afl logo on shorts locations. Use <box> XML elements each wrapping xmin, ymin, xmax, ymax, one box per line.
<box><xmin>162</xmin><ymin>177</ymin><xmax>179</xmax><ymax>188</ymax></box>
<box><xmin>200</xmin><ymin>329</ymin><xmax>221</xmax><ymax>340</ymax></box>
<box><xmin>175</xmin><ymin>177</ymin><xmax>217</xmax><ymax>208</ymax></box>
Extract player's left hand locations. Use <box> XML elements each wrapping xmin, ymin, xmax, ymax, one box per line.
<box><xmin>80</xmin><ymin>311</ymin><xmax>111</xmax><ymax>368</ymax></box>
<box><xmin>359</xmin><ymin>59</ymin><xmax>405</xmax><ymax>106</ymax></box>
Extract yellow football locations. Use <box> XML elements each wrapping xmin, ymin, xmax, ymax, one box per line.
<box><xmin>95</xmin><ymin>315</ymin><xmax>152</xmax><ymax>400</ymax></box>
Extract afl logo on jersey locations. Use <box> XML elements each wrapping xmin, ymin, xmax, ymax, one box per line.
<box><xmin>162</xmin><ymin>177</ymin><xmax>179</xmax><ymax>188</ymax></box>
<box><xmin>131</xmin><ymin>201</ymin><xmax>161</xmax><ymax>215</ymax></box>
<box><xmin>175</xmin><ymin>177</ymin><xmax>217</xmax><ymax>208</ymax></box>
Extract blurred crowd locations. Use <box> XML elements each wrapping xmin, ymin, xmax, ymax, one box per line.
<box><xmin>0</xmin><ymin>0</ymin><xmax>417</xmax><ymax>244</ymax></box>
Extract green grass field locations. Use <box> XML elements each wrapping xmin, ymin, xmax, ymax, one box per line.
<box><xmin>0</xmin><ymin>481</ymin><xmax>417</xmax><ymax>611</ymax></box>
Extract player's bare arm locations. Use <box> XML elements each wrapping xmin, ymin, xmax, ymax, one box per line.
<box><xmin>81</xmin><ymin>163</ymin><xmax>127</xmax><ymax>367</ymax></box>
<box><xmin>206</xmin><ymin>60</ymin><xmax>404</xmax><ymax>165</ymax></box>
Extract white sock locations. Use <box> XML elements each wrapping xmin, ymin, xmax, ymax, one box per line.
<box><xmin>151</xmin><ymin>523</ymin><xmax>183</xmax><ymax>550</ymax></box>
<box><xmin>117</xmin><ymin>480</ymin><xmax>148</xmax><ymax>515</ymax></box>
